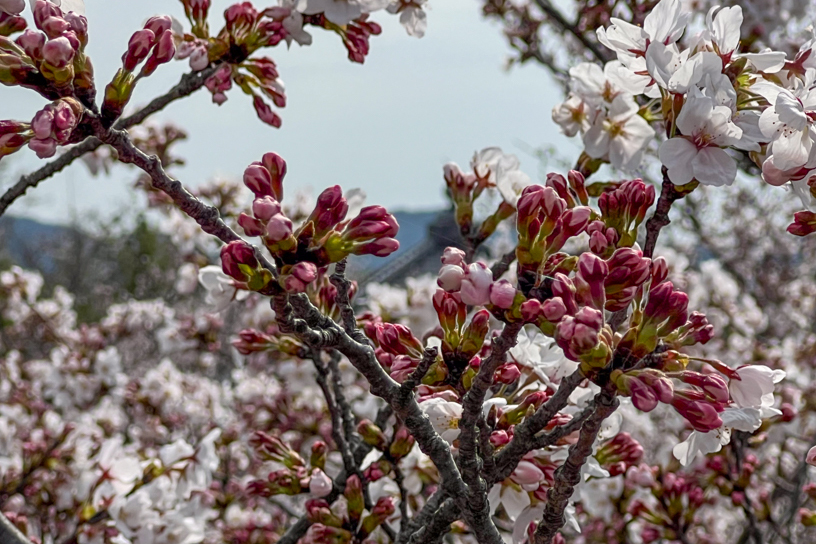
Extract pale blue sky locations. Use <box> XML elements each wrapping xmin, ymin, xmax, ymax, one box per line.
<box><xmin>0</xmin><ymin>0</ymin><xmax>576</xmax><ymax>225</ymax></box>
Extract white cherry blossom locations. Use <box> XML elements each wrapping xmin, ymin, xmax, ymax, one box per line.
<box><xmin>704</xmin><ymin>5</ymin><xmax>743</xmax><ymax>59</ymax></box>
<box><xmin>552</xmin><ymin>94</ymin><xmax>595</xmax><ymax>137</ymax></box>
<box><xmin>387</xmin><ymin>0</ymin><xmax>428</xmax><ymax>38</ymax></box>
<box><xmin>583</xmin><ymin>94</ymin><xmax>655</xmax><ymax>171</ymax></box>
<box><xmin>673</xmin><ymin>407</ymin><xmax>762</xmax><ymax>466</ymax></box>
<box><xmin>659</xmin><ymin>92</ymin><xmax>743</xmax><ymax>186</ymax></box>
<box><xmin>757</xmin><ymin>80</ymin><xmax>816</xmax><ymax>171</ymax></box>
<box><xmin>419</xmin><ymin>397</ymin><xmax>462</xmax><ymax>443</ymax></box>
<box><xmin>646</xmin><ymin>43</ymin><xmax>721</xmax><ymax>95</ymax></box>
<box><xmin>729</xmin><ymin>364</ymin><xmax>786</xmax><ymax>417</ymax></box>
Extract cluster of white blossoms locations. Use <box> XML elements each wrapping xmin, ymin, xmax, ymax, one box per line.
<box><xmin>552</xmin><ymin>0</ymin><xmax>816</xmax><ymax>199</ymax></box>
<box><xmin>296</xmin><ymin>0</ymin><xmax>430</xmax><ymax>37</ymax></box>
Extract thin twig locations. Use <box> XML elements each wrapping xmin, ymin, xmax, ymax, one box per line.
<box><xmin>532</xmin><ymin>0</ymin><xmax>611</xmax><ymax>63</ymax></box>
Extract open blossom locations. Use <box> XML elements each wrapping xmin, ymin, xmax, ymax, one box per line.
<box><xmin>198</xmin><ymin>265</ymin><xmax>244</xmax><ymax>312</ymax></box>
<box><xmin>296</xmin><ymin>0</ymin><xmax>390</xmax><ymax>26</ymax></box>
<box><xmin>583</xmin><ymin>94</ymin><xmax>655</xmax><ymax>171</ymax></box>
<box><xmin>596</xmin><ymin>0</ymin><xmax>688</xmax><ymax>60</ymax></box>
<box><xmin>387</xmin><ymin>0</ymin><xmax>428</xmax><ymax>38</ymax></box>
<box><xmin>729</xmin><ymin>364</ymin><xmax>786</xmax><ymax>417</ymax></box>
<box><xmin>672</xmin><ymin>407</ymin><xmax>762</xmax><ymax>466</ymax></box>
<box><xmin>659</xmin><ymin>92</ymin><xmax>743</xmax><ymax>186</ymax></box>
<box><xmin>552</xmin><ymin>94</ymin><xmax>594</xmax><ymax>137</ymax></box>
<box><xmin>703</xmin><ymin>5</ymin><xmax>743</xmax><ymax>60</ymax></box>
<box><xmin>756</xmin><ymin>77</ymin><xmax>816</xmax><ymax>171</ymax></box>
<box><xmin>420</xmin><ymin>397</ymin><xmax>462</xmax><ymax>443</ymax></box>
<box><xmin>645</xmin><ymin>44</ymin><xmax>721</xmax><ymax>95</ymax></box>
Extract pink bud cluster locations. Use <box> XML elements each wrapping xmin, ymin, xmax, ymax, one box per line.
<box><xmin>595</xmin><ymin>432</ymin><xmax>645</xmax><ymax>476</ymax></box>
<box><xmin>597</xmin><ymin>179</ymin><xmax>656</xmax><ymax>249</ymax></box>
<box><xmin>220</xmin><ymin>239</ymin><xmax>274</xmax><ymax>292</ymax></box>
<box><xmin>27</xmin><ymin>97</ymin><xmax>81</xmax><ymax>158</ymax></box>
<box><xmin>516</xmin><ymin>183</ymin><xmax>592</xmax><ymax>273</ymax></box>
<box><xmin>122</xmin><ymin>16</ymin><xmax>176</xmax><ymax>76</ymax></box>
<box><xmin>603</xmin><ymin>247</ymin><xmax>652</xmax><ymax>311</ymax></box>
<box><xmin>365</xmin><ymin>321</ymin><xmax>424</xmax><ymax>382</ymax></box>
<box><xmin>341</xmin><ymin>14</ymin><xmax>382</xmax><ymax>64</ymax></box>
<box><xmin>234</xmin><ymin>152</ymin><xmax>399</xmax><ymax>291</ymax></box>
<box><xmin>179</xmin><ymin>0</ymin><xmax>211</xmax><ymax>38</ymax></box>
<box><xmin>0</xmin><ymin>0</ymin><xmax>89</xmax><ymax>95</ymax></box>
<box><xmin>544</xmin><ymin>170</ymin><xmax>589</xmax><ymax>208</ymax></box>
<box><xmin>436</xmin><ymin>247</ymin><xmax>517</xmax><ymax>308</ymax></box>
<box><xmin>614</xmin><ymin>364</ymin><xmax>733</xmax><ymax>432</ymax></box>
<box><xmin>319</xmin><ymin>194</ymin><xmax>400</xmax><ymax>260</ymax></box>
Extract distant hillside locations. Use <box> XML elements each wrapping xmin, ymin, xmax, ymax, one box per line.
<box><xmin>0</xmin><ymin>209</ymin><xmax>446</xmax><ymax>295</ymax></box>
<box><xmin>0</xmin><ymin>215</ymin><xmax>76</xmax><ymax>273</ymax></box>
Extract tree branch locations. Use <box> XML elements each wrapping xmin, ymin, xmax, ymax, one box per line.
<box><xmin>643</xmin><ymin>166</ymin><xmax>687</xmax><ymax>259</ymax></box>
<box><xmin>531</xmin><ymin>0</ymin><xmax>611</xmax><ymax>64</ymax></box>
<box><xmin>0</xmin><ymin>64</ymin><xmax>220</xmax><ymax>219</ymax></box>
<box><xmin>457</xmin><ymin>321</ymin><xmax>523</xmax><ymax>544</ymax></box>
<box><xmin>490</xmin><ymin>369</ymin><xmax>583</xmax><ymax>483</ymax></box>
<box><xmin>0</xmin><ymin>515</ymin><xmax>32</xmax><ymax>544</ymax></box>
<box><xmin>532</xmin><ymin>386</ymin><xmax>619</xmax><ymax>544</ymax></box>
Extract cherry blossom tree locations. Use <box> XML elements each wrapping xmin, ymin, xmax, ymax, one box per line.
<box><xmin>1</xmin><ymin>0</ymin><xmax>816</xmax><ymax>543</ymax></box>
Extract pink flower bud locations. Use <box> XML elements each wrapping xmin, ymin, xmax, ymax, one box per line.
<box><xmin>807</xmin><ymin>446</ymin><xmax>816</xmax><ymax>467</ymax></box>
<box><xmin>142</xmin><ymin>29</ymin><xmax>176</xmax><ymax>75</ymax></box>
<box><xmin>629</xmin><ymin>378</ymin><xmax>658</xmax><ymax>412</ymax></box>
<box><xmin>291</xmin><ymin>261</ymin><xmax>317</xmax><ymax>284</ymax></box>
<box><xmin>511</xmin><ymin>460</ymin><xmax>545</xmax><ymax>489</ymax></box>
<box><xmin>575</xmin><ymin>306</ymin><xmax>603</xmax><ymax>330</ymax></box>
<box><xmin>589</xmin><ymin>230</ymin><xmax>610</xmax><ymax>255</ymax></box>
<box><xmin>541</xmin><ymin>297</ymin><xmax>567</xmax><ymax>322</ymax></box>
<box><xmin>42</xmin><ymin>35</ymin><xmax>74</xmax><ymax>68</ymax></box>
<box><xmin>220</xmin><ymin>240</ymin><xmax>258</xmax><ymax>282</ymax></box>
<box><xmin>123</xmin><ymin>29</ymin><xmax>154</xmax><ymax>71</ymax></box>
<box><xmin>238</xmin><ymin>213</ymin><xmax>265</xmax><ymax>237</ymax></box>
<box><xmin>651</xmin><ymin>256</ymin><xmax>668</xmax><ymax>284</ymax></box>
<box><xmin>355</xmin><ymin>238</ymin><xmax>400</xmax><ymax>257</ymax></box>
<box><xmin>266</xmin><ymin>213</ymin><xmax>293</xmax><ymax>242</ymax></box>
<box><xmin>189</xmin><ymin>45</ymin><xmax>209</xmax><ymax>71</ymax></box>
<box><xmin>459</xmin><ymin>262</ymin><xmax>492</xmax><ymax>306</ymax></box>
<box><xmin>243</xmin><ymin>163</ymin><xmax>273</xmax><ymax>197</ymax></box>
<box><xmin>437</xmin><ymin>264</ymin><xmax>464</xmax><ymax>292</ymax></box>
<box><xmin>16</xmin><ymin>30</ymin><xmax>45</xmax><ymax>59</ymax></box>
<box><xmin>441</xmin><ymin>246</ymin><xmax>466</xmax><ymax>266</ymax></box>
<box><xmin>261</xmin><ymin>152</ymin><xmax>286</xmax><ymax>200</ymax></box>
<box><xmin>31</xmin><ymin>108</ymin><xmax>53</xmax><ymax>139</ymax></box>
<box><xmin>40</xmin><ymin>15</ymin><xmax>69</xmax><ymax>38</ymax></box>
<box><xmin>562</xmin><ymin>206</ymin><xmax>592</xmax><ymax>235</ymax></box>
<box><xmin>52</xmin><ymin>100</ymin><xmax>76</xmax><ymax>132</ymax></box>
<box><xmin>672</xmin><ymin>396</ymin><xmax>723</xmax><ymax>433</ymax></box>
<box><xmin>308</xmin><ymin>468</ymin><xmax>332</xmax><ymax>497</ymax></box>
<box><xmin>144</xmin><ymin>15</ymin><xmax>172</xmax><ymax>37</ymax></box>
<box><xmin>28</xmin><ymin>137</ymin><xmax>56</xmax><ymax>158</ymax></box>
<box><xmin>520</xmin><ymin>299</ymin><xmax>542</xmax><ymax>322</ymax></box>
<box><xmin>0</xmin><ymin>0</ymin><xmax>25</xmax><ymax>15</ymax></box>
<box><xmin>253</xmin><ymin>95</ymin><xmax>281</xmax><ymax>128</ymax></box>
<box><xmin>252</xmin><ymin>195</ymin><xmax>282</xmax><ymax>221</ymax></box>
<box><xmin>344</xmin><ymin>205</ymin><xmax>399</xmax><ymax>239</ymax></box>
<box><xmin>495</xmin><ymin>363</ymin><xmax>521</xmax><ymax>384</ymax></box>
<box><xmin>489</xmin><ymin>279</ymin><xmax>516</xmax><ymax>309</ymax></box>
